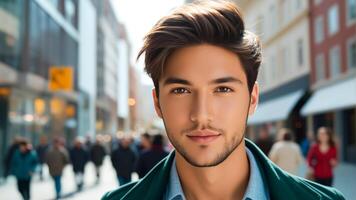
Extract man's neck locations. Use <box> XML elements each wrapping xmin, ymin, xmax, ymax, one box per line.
<box><xmin>175</xmin><ymin>141</ymin><xmax>250</xmax><ymax>200</ymax></box>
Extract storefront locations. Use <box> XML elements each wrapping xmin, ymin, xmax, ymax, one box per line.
<box><xmin>248</xmin><ymin>89</ymin><xmax>308</xmax><ymax>143</ymax></box>
<box><xmin>301</xmin><ymin>77</ymin><xmax>356</xmax><ymax>163</ymax></box>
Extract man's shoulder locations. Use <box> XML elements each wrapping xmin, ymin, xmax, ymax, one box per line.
<box><xmin>101</xmin><ymin>182</ymin><xmax>137</xmax><ymax>200</ymax></box>
<box><xmin>284</xmin><ymin>175</ymin><xmax>345</xmax><ymax>199</ymax></box>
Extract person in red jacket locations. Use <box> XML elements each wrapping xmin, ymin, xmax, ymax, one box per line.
<box><xmin>307</xmin><ymin>126</ymin><xmax>338</xmax><ymax>186</ymax></box>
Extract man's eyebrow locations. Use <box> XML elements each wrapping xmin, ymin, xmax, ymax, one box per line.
<box><xmin>163</xmin><ymin>77</ymin><xmax>192</xmax><ymax>86</ymax></box>
<box><xmin>210</xmin><ymin>77</ymin><xmax>243</xmax><ymax>84</ymax></box>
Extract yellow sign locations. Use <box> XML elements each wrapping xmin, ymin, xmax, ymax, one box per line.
<box><xmin>49</xmin><ymin>67</ymin><xmax>73</xmax><ymax>91</ymax></box>
<box><xmin>0</xmin><ymin>88</ymin><xmax>10</xmax><ymax>96</ymax></box>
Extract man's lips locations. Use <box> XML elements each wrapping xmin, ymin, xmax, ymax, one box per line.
<box><xmin>187</xmin><ymin>129</ymin><xmax>221</xmax><ymax>143</ymax></box>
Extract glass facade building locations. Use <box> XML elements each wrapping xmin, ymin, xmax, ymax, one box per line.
<box><xmin>0</xmin><ymin>0</ymin><xmax>79</xmax><ymax>176</ymax></box>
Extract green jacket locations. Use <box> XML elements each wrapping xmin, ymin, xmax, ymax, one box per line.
<box><xmin>102</xmin><ymin>139</ymin><xmax>345</xmax><ymax>200</ymax></box>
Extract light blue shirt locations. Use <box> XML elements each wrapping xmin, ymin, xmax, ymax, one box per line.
<box><xmin>164</xmin><ymin>148</ymin><xmax>269</xmax><ymax>200</ymax></box>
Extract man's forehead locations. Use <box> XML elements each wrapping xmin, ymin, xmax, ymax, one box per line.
<box><xmin>160</xmin><ymin>44</ymin><xmax>246</xmax><ymax>82</ymax></box>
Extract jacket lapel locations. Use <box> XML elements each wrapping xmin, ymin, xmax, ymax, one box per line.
<box><xmin>122</xmin><ymin>151</ymin><xmax>175</xmax><ymax>200</ymax></box>
<box><xmin>245</xmin><ymin>139</ymin><xmax>321</xmax><ymax>200</ymax></box>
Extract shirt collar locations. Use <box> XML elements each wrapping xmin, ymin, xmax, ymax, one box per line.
<box><xmin>243</xmin><ymin>148</ymin><xmax>269</xmax><ymax>200</ymax></box>
<box><xmin>165</xmin><ymin>147</ymin><xmax>269</xmax><ymax>200</ymax></box>
<box><xmin>165</xmin><ymin>158</ymin><xmax>186</xmax><ymax>200</ymax></box>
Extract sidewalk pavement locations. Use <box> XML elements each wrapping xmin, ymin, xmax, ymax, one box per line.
<box><xmin>297</xmin><ymin>162</ymin><xmax>356</xmax><ymax>200</ymax></box>
<box><xmin>0</xmin><ymin>157</ymin><xmax>355</xmax><ymax>199</ymax></box>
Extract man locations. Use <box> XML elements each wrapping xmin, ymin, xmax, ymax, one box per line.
<box><xmin>36</xmin><ymin>135</ymin><xmax>49</xmax><ymax>180</ymax></box>
<box><xmin>110</xmin><ymin>137</ymin><xmax>136</xmax><ymax>186</ymax></box>
<box><xmin>102</xmin><ymin>1</ymin><xmax>345</xmax><ymax>200</ymax></box>
<box><xmin>255</xmin><ymin>127</ymin><xmax>274</xmax><ymax>156</ymax></box>
<box><xmin>70</xmin><ymin>138</ymin><xmax>89</xmax><ymax>191</ymax></box>
<box><xmin>135</xmin><ymin>134</ymin><xmax>169</xmax><ymax>178</ymax></box>
<box><xmin>46</xmin><ymin>137</ymin><xmax>69</xmax><ymax>199</ymax></box>
<box><xmin>269</xmin><ymin>128</ymin><xmax>304</xmax><ymax>175</ymax></box>
<box><xmin>3</xmin><ymin>136</ymin><xmax>24</xmax><ymax>180</ymax></box>
<box><xmin>90</xmin><ymin>137</ymin><xmax>107</xmax><ymax>183</ymax></box>
<box><xmin>138</xmin><ymin>132</ymin><xmax>152</xmax><ymax>153</ymax></box>
<box><xmin>10</xmin><ymin>139</ymin><xmax>38</xmax><ymax>200</ymax></box>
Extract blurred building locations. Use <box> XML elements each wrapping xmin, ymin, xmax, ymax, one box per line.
<box><xmin>77</xmin><ymin>0</ymin><xmax>97</xmax><ymax>139</ymax></box>
<box><xmin>0</xmin><ymin>0</ymin><xmax>81</xmax><ymax>175</ymax></box>
<box><xmin>128</xmin><ymin>65</ymin><xmax>138</xmax><ymax>131</ymax></box>
<box><xmin>117</xmin><ymin>23</ymin><xmax>135</xmax><ymax>131</ymax></box>
<box><xmin>91</xmin><ymin>0</ymin><xmax>120</xmax><ymax>135</ymax></box>
<box><xmin>237</xmin><ymin>0</ymin><xmax>311</xmax><ymax>143</ymax></box>
<box><xmin>301</xmin><ymin>0</ymin><xmax>356</xmax><ymax>163</ymax></box>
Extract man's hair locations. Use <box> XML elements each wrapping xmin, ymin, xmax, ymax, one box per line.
<box><xmin>138</xmin><ymin>0</ymin><xmax>262</xmax><ymax>96</ymax></box>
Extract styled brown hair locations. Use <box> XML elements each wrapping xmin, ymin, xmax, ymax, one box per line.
<box><xmin>138</xmin><ymin>0</ymin><xmax>262</xmax><ymax>96</ymax></box>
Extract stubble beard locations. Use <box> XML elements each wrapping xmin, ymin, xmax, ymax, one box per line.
<box><xmin>162</xmin><ymin>117</ymin><xmax>248</xmax><ymax>168</ymax></box>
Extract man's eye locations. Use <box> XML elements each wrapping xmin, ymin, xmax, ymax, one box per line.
<box><xmin>215</xmin><ymin>87</ymin><xmax>233</xmax><ymax>93</ymax></box>
<box><xmin>171</xmin><ymin>88</ymin><xmax>190</xmax><ymax>94</ymax></box>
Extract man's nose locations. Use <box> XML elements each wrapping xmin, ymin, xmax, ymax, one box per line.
<box><xmin>189</xmin><ymin>92</ymin><xmax>213</xmax><ymax>125</ymax></box>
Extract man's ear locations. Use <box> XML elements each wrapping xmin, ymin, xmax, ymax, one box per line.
<box><xmin>152</xmin><ymin>88</ymin><xmax>163</xmax><ymax>118</ymax></box>
<box><xmin>248</xmin><ymin>82</ymin><xmax>259</xmax><ymax>116</ymax></box>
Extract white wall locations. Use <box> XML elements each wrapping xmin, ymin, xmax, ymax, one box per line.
<box><xmin>240</xmin><ymin>0</ymin><xmax>310</xmax><ymax>93</ymax></box>
<box><xmin>117</xmin><ymin>40</ymin><xmax>129</xmax><ymax>122</ymax></box>
<box><xmin>78</xmin><ymin>0</ymin><xmax>97</xmax><ymax>137</ymax></box>
<box><xmin>100</xmin><ymin>18</ymin><xmax>118</xmax><ymax>101</ymax></box>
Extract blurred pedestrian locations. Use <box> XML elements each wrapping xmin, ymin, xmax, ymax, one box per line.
<box><xmin>268</xmin><ymin>128</ymin><xmax>304</xmax><ymax>175</ymax></box>
<box><xmin>110</xmin><ymin>137</ymin><xmax>136</xmax><ymax>186</ymax></box>
<box><xmin>35</xmin><ymin>135</ymin><xmax>49</xmax><ymax>180</ymax></box>
<box><xmin>45</xmin><ymin>137</ymin><xmax>69</xmax><ymax>199</ymax></box>
<box><xmin>307</xmin><ymin>127</ymin><xmax>338</xmax><ymax>186</ymax></box>
<box><xmin>84</xmin><ymin>135</ymin><xmax>93</xmax><ymax>150</ymax></box>
<box><xmin>90</xmin><ymin>138</ymin><xmax>107</xmax><ymax>183</ymax></box>
<box><xmin>138</xmin><ymin>133</ymin><xmax>152</xmax><ymax>153</ymax></box>
<box><xmin>255</xmin><ymin>128</ymin><xmax>274</xmax><ymax>156</ymax></box>
<box><xmin>135</xmin><ymin>134</ymin><xmax>169</xmax><ymax>178</ymax></box>
<box><xmin>10</xmin><ymin>139</ymin><xmax>38</xmax><ymax>200</ymax></box>
<box><xmin>69</xmin><ymin>138</ymin><xmax>89</xmax><ymax>191</ymax></box>
<box><xmin>3</xmin><ymin>136</ymin><xmax>24</xmax><ymax>180</ymax></box>
<box><xmin>301</xmin><ymin>130</ymin><xmax>314</xmax><ymax>157</ymax></box>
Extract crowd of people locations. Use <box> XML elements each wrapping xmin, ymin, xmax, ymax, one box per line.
<box><xmin>2</xmin><ymin>132</ymin><xmax>169</xmax><ymax>200</ymax></box>
<box><xmin>1</xmin><ymin>126</ymin><xmax>340</xmax><ymax>199</ymax></box>
<box><xmin>255</xmin><ymin>126</ymin><xmax>339</xmax><ymax>187</ymax></box>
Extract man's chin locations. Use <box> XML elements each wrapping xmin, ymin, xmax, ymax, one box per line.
<box><xmin>179</xmin><ymin>150</ymin><xmax>229</xmax><ymax>168</ymax></box>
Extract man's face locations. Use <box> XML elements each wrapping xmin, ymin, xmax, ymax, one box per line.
<box><xmin>153</xmin><ymin>44</ymin><xmax>258</xmax><ymax>167</ymax></box>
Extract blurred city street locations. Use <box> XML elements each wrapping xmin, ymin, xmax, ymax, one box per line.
<box><xmin>0</xmin><ymin>157</ymin><xmax>122</xmax><ymax>200</ymax></box>
<box><xmin>0</xmin><ymin>0</ymin><xmax>355</xmax><ymax>199</ymax></box>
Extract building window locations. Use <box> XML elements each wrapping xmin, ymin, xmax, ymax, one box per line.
<box><xmin>270</xmin><ymin>55</ymin><xmax>277</xmax><ymax>81</ymax></box>
<box><xmin>297</xmin><ymin>38</ymin><xmax>304</xmax><ymax>66</ymax></box>
<box><xmin>315</xmin><ymin>53</ymin><xmax>325</xmax><ymax>81</ymax></box>
<box><xmin>314</xmin><ymin>16</ymin><xmax>324</xmax><ymax>44</ymax></box>
<box><xmin>296</xmin><ymin>0</ymin><xmax>302</xmax><ymax>10</ymax></box>
<box><xmin>329</xmin><ymin>45</ymin><xmax>341</xmax><ymax>78</ymax></box>
<box><xmin>314</xmin><ymin>0</ymin><xmax>323</xmax><ymax>6</ymax></box>
<box><xmin>256</xmin><ymin>15</ymin><xmax>264</xmax><ymax>38</ymax></box>
<box><xmin>347</xmin><ymin>0</ymin><xmax>356</xmax><ymax>24</ymax></box>
<box><xmin>279</xmin><ymin>48</ymin><xmax>288</xmax><ymax>75</ymax></box>
<box><xmin>327</xmin><ymin>4</ymin><xmax>339</xmax><ymax>36</ymax></box>
<box><xmin>269</xmin><ymin>5</ymin><xmax>277</xmax><ymax>34</ymax></box>
<box><xmin>348</xmin><ymin>38</ymin><xmax>356</xmax><ymax>69</ymax></box>
<box><xmin>0</xmin><ymin>1</ymin><xmax>23</xmax><ymax>69</ymax></box>
<box><xmin>280</xmin><ymin>0</ymin><xmax>290</xmax><ymax>24</ymax></box>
